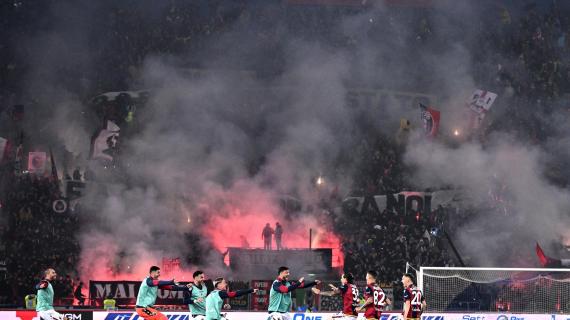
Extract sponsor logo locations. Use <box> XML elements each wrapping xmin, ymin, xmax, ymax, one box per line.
<box><xmin>62</xmin><ymin>313</ymin><xmax>89</xmax><ymax>320</ymax></box>
<box><xmin>104</xmin><ymin>313</ymin><xmax>190</xmax><ymax>320</ymax></box>
<box><xmin>420</xmin><ymin>316</ymin><xmax>444</xmax><ymax>320</ymax></box>
<box><xmin>550</xmin><ymin>315</ymin><xmax>570</xmax><ymax>320</ymax></box>
<box><xmin>379</xmin><ymin>315</ymin><xmax>409</xmax><ymax>320</ymax></box>
<box><xmin>104</xmin><ymin>313</ymin><xmax>134</xmax><ymax>320</ymax></box>
<box><xmin>379</xmin><ymin>313</ymin><xmax>400</xmax><ymax>320</ymax></box>
<box><xmin>462</xmin><ymin>316</ymin><xmax>486</xmax><ymax>320</ymax></box>
<box><xmin>497</xmin><ymin>316</ymin><xmax>524</xmax><ymax>320</ymax></box>
<box><xmin>15</xmin><ymin>311</ymin><xmax>39</xmax><ymax>320</ymax></box>
<box><xmin>292</xmin><ymin>315</ymin><xmax>323</xmax><ymax>320</ymax></box>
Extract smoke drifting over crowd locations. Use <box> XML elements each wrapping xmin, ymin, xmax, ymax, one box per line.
<box><xmin>3</xmin><ymin>0</ymin><xmax>570</xmax><ymax>283</ymax></box>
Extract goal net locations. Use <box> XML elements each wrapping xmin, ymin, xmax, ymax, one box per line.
<box><xmin>418</xmin><ymin>267</ymin><xmax>570</xmax><ymax>314</ymax></box>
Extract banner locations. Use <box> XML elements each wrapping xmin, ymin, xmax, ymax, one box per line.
<box><xmin>28</xmin><ymin>152</ymin><xmax>47</xmax><ymax>174</ymax></box>
<box><xmin>90</xmin><ymin>121</ymin><xmax>120</xmax><ymax>161</ymax></box>
<box><xmin>229</xmin><ymin>248</ymin><xmax>332</xmax><ymax>279</ymax></box>
<box><xmin>0</xmin><ymin>310</ymin><xmax>93</xmax><ymax>320</ymax></box>
<box><xmin>227</xmin><ymin>281</ymin><xmax>250</xmax><ymax>310</ymax></box>
<box><xmin>92</xmin><ymin>312</ymin><xmax>570</xmax><ymax>320</ymax></box>
<box><xmin>250</xmin><ymin>280</ymin><xmax>272</xmax><ymax>311</ymax></box>
<box><xmin>89</xmin><ymin>281</ymin><xmax>188</xmax><ymax>306</ymax></box>
<box><xmin>420</xmin><ymin>104</ymin><xmax>440</xmax><ymax>137</ymax></box>
<box><xmin>467</xmin><ymin>90</ymin><xmax>498</xmax><ymax>114</ymax></box>
<box><xmin>318</xmin><ymin>281</ymin><xmax>342</xmax><ymax>311</ymax></box>
<box><xmin>3</xmin><ymin>311</ymin><xmax>570</xmax><ymax>320</ymax></box>
<box><xmin>465</xmin><ymin>89</ymin><xmax>498</xmax><ymax>131</ymax></box>
<box><xmin>343</xmin><ymin>190</ymin><xmax>465</xmax><ymax>215</ymax></box>
<box><xmin>91</xmin><ymin>311</ymin><xmax>406</xmax><ymax>320</ymax></box>
<box><xmin>420</xmin><ymin>314</ymin><xmax>570</xmax><ymax>320</ymax></box>
<box><xmin>90</xmin><ymin>91</ymin><xmax>149</xmax><ymax>104</ymax></box>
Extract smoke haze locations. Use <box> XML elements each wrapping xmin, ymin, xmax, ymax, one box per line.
<box><xmin>4</xmin><ymin>0</ymin><xmax>570</xmax><ymax>279</ymax></box>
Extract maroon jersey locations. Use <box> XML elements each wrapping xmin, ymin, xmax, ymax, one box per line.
<box><xmin>339</xmin><ymin>283</ymin><xmax>359</xmax><ymax>316</ymax></box>
<box><xmin>403</xmin><ymin>285</ymin><xmax>424</xmax><ymax>319</ymax></box>
<box><xmin>364</xmin><ymin>284</ymin><xmax>386</xmax><ymax>319</ymax></box>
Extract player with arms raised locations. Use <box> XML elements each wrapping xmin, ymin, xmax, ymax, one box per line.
<box><xmin>36</xmin><ymin>268</ymin><xmax>63</xmax><ymax>320</ymax></box>
<box><xmin>401</xmin><ymin>273</ymin><xmax>426</xmax><ymax>319</ymax></box>
<box><xmin>356</xmin><ymin>271</ymin><xmax>391</xmax><ymax>320</ymax></box>
<box><xmin>135</xmin><ymin>266</ymin><xmax>192</xmax><ymax>320</ymax></box>
<box><xmin>205</xmin><ymin>277</ymin><xmax>257</xmax><ymax>320</ymax></box>
<box><xmin>268</xmin><ymin>266</ymin><xmax>320</xmax><ymax>320</ymax></box>
<box><xmin>184</xmin><ymin>270</ymin><xmax>209</xmax><ymax>318</ymax></box>
<box><xmin>311</xmin><ymin>272</ymin><xmax>359</xmax><ymax>319</ymax></box>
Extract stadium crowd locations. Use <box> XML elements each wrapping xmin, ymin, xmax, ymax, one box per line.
<box><xmin>0</xmin><ymin>174</ymin><xmax>81</xmax><ymax>306</ymax></box>
<box><xmin>1</xmin><ymin>0</ymin><xmax>570</xmax><ymax>309</ymax></box>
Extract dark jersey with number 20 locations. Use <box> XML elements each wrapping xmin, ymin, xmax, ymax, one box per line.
<box><xmin>403</xmin><ymin>285</ymin><xmax>425</xmax><ymax>319</ymax></box>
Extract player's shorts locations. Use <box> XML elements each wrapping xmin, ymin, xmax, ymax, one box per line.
<box><xmin>330</xmin><ymin>312</ymin><xmax>357</xmax><ymax>320</ymax></box>
<box><xmin>135</xmin><ymin>306</ymin><xmax>168</xmax><ymax>320</ymax></box>
<box><xmin>268</xmin><ymin>312</ymin><xmax>292</xmax><ymax>320</ymax></box>
<box><xmin>38</xmin><ymin>310</ymin><xmax>64</xmax><ymax>320</ymax></box>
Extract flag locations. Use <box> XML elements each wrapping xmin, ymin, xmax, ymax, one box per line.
<box><xmin>467</xmin><ymin>89</ymin><xmax>497</xmax><ymax>115</ymax></box>
<box><xmin>49</xmin><ymin>148</ymin><xmax>58</xmax><ymax>180</ymax></box>
<box><xmin>90</xmin><ymin>120</ymin><xmax>120</xmax><ymax>161</ymax></box>
<box><xmin>466</xmin><ymin>89</ymin><xmax>498</xmax><ymax>130</ymax></box>
<box><xmin>49</xmin><ymin>148</ymin><xmax>60</xmax><ymax>192</ymax></box>
<box><xmin>0</xmin><ymin>137</ymin><xmax>8</xmax><ymax>162</ymax></box>
<box><xmin>419</xmin><ymin>103</ymin><xmax>440</xmax><ymax>137</ymax></box>
<box><xmin>536</xmin><ymin>243</ymin><xmax>563</xmax><ymax>268</ymax></box>
<box><xmin>28</xmin><ymin>151</ymin><xmax>47</xmax><ymax>174</ymax></box>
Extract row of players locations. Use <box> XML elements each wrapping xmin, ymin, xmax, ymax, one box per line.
<box><xmin>34</xmin><ymin>266</ymin><xmax>426</xmax><ymax>320</ymax></box>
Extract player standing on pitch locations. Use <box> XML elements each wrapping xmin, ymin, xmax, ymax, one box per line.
<box><xmin>184</xmin><ymin>270</ymin><xmax>210</xmax><ymax>318</ymax></box>
<box><xmin>135</xmin><ymin>266</ymin><xmax>192</xmax><ymax>320</ymax></box>
<box><xmin>401</xmin><ymin>273</ymin><xmax>426</xmax><ymax>319</ymax></box>
<box><xmin>268</xmin><ymin>266</ymin><xmax>320</xmax><ymax>320</ymax></box>
<box><xmin>356</xmin><ymin>271</ymin><xmax>391</xmax><ymax>320</ymax></box>
<box><xmin>311</xmin><ymin>272</ymin><xmax>359</xmax><ymax>320</ymax></box>
<box><xmin>36</xmin><ymin>268</ymin><xmax>63</xmax><ymax>320</ymax></box>
<box><xmin>204</xmin><ymin>277</ymin><xmax>257</xmax><ymax>320</ymax></box>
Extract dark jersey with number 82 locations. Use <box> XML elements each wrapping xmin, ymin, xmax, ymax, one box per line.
<box><xmin>364</xmin><ymin>284</ymin><xmax>386</xmax><ymax>319</ymax></box>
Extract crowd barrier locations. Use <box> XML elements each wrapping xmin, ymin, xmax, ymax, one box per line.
<box><xmin>1</xmin><ymin>311</ymin><xmax>570</xmax><ymax>320</ymax></box>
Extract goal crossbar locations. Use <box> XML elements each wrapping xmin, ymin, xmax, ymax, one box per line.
<box><xmin>418</xmin><ymin>266</ymin><xmax>570</xmax><ymax>313</ymax></box>
<box><xmin>418</xmin><ymin>267</ymin><xmax>570</xmax><ymax>291</ymax></box>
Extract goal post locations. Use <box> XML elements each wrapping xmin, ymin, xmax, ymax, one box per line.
<box><xmin>418</xmin><ymin>266</ymin><xmax>570</xmax><ymax>314</ymax></box>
